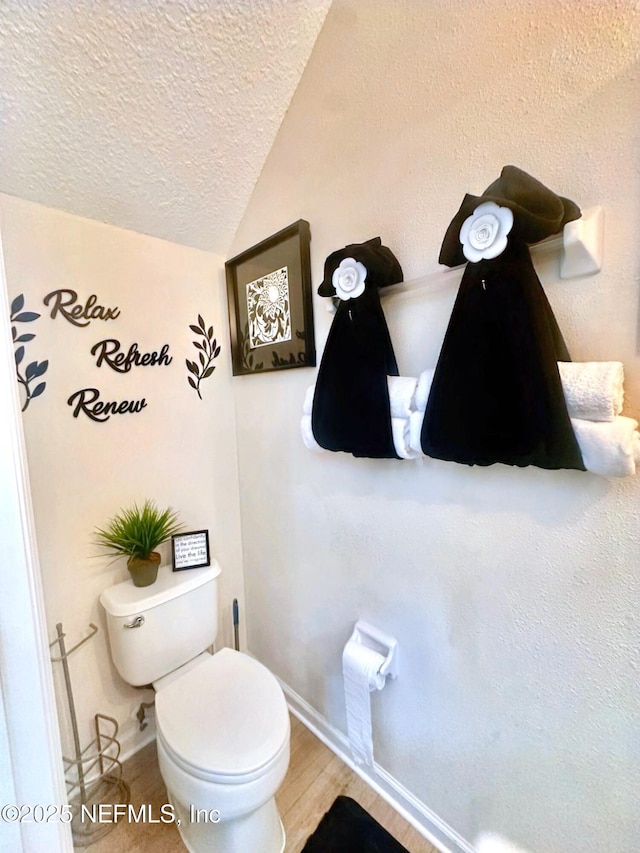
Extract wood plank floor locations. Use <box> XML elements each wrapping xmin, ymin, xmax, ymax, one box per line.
<box><xmin>78</xmin><ymin>714</ymin><xmax>437</xmax><ymax>852</ymax></box>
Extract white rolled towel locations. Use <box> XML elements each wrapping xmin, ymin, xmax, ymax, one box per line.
<box><xmin>414</xmin><ymin>362</ymin><xmax>625</xmax><ymax>422</ymax></box>
<box><xmin>387</xmin><ymin>375</ymin><xmax>418</xmax><ymax>418</ymax></box>
<box><xmin>300</xmin><ymin>413</ymin><xmax>417</xmax><ymax>460</ymax></box>
<box><xmin>392</xmin><ymin>417</ymin><xmax>419</xmax><ymax>459</ymax></box>
<box><xmin>300</xmin><ymin>415</ymin><xmax>323</xmax><ymax>452</ymax></box>
<box><xmin>414</xmin><ymin>369</ymin><xmax>435</xmax><ymax>413</ymax></box>
<box><xmin>571</xmin><ymin>416</ymin><xmax>639</xmax><ymax>478</ymax></box>
<box><xmin>302</xmin><ymin>385</ymin><xmax>315</xmax><ymax>416</ymax></box>
<box><xmin>409</xmin><ymin>410</ymin><xmax>426</xmax><ymax>455</ymax></box>
<box><xmin>559</xmin><ymin>361</ymin><xmax>624</xmax><ymax>422</ymax></box>
<box><xmin>408</xmin><ymin>409</ymin><xmax>640</xmax><ymax>477</ymax></box>
<box><xmin>303</xmin><ymin>377</ymin><xmax>417</xmax><ymax>419</ymax></box>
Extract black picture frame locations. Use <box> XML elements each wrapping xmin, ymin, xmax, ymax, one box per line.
<box><xmin>225</xmin><ymin>219</ymin><xmax>315</xmax><ymax>375</ymax></box>
<box><xmin>171</xmin><ymin>530</ymin><xmax>211</xmax><ymax>572</ymax></box>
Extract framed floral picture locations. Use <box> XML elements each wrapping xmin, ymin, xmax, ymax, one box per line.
<box><xmin>225</xmin><ymin>220</ymin><xmax>316</xmax><ymax>375</ymax></box>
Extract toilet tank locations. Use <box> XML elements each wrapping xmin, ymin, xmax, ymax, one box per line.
<box><xmin>99</xmin><ymin>561</ymin><xmax>221</xmax><ymax>687</ymax></box>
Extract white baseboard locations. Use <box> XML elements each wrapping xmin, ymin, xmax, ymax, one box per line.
<box><xmin>119</xmin><ymin>720</ymin><xmax>157</xmax><ymax>765</ymax></box>
<box><xmin>278</xmin><ymin>679</ymin><xmax>475</xmax><ymax>853</ymax></box>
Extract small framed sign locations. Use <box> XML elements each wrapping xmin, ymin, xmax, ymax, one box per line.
<box><xmin>171</xmin><ymin>530</ymin><xmax>210</xmax><ymax>571</ymax></box>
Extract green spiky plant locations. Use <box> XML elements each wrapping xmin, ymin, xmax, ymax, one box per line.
<box><xmin>95</xmin><ymin>500</ymin><xmax>184</xmax><ymax>586</ymax></box>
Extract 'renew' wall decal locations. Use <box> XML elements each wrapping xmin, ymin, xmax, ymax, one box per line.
<box><xmin>67</xmin><ymin>388</ymin><xmax>147</xmax><ymax>422</ymax></box>
<box><xmin>43</xmin><ymin>289</ymin><xmax>120</xmax><ymax>327</ymax></box>
<box><xmin>91</xmin><ymin>339</ymin><xmax>172</xmax><ymax>371</ymax></box>
<box><xmin>187</xmin><ymin>315</ymin><xmax>221</xmax><ymax>399</ymax></box>
<box><xmin>11</xmin><ymin>294</ymin><xmax>49</xmax><ymax>411</ymax></box>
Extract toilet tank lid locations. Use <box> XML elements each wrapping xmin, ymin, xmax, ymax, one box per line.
<box><xmin>99</xmin><ymin>561</ymin><xmax>221</xmax><ymax>617</ymax></box>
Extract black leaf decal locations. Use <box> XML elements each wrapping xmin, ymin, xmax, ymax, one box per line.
<box><xmin>11</xmin><ymin>294</ymin><xmax>49</xmax><ymax>411</ymax></box>
<box><xmin>26</xmin><ymin>361</ymin><xmax>40</xmax><ymax>381</ymax></box>
<box><xmin>11</xmin><ymin>294</ymin><xmax>24</xmax><ymax>315</ymax></box>
<box><xmin>187</xmin><ymin>315</ymin><xmax>222</xmax><ymax>399</ymax></box>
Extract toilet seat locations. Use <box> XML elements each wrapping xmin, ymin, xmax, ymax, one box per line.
<box><xmin>155</xmin><ymin>648</ymin><xmax>289</xmax><ymax>785</ymax></box>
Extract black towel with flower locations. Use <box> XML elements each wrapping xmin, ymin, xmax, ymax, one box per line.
<box><xmin>421</xmin><ymin>165</ymin><xmax>585</xmax><ymax>470</ymax></box>
<box><xmin>312</xmin><ymin>238</ymin><xmax>403</xmax><ymax>458</ymax></box>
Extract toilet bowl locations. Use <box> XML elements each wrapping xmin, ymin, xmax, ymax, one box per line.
<box><xmin>154</xmin><ymin>648</ymin><xmax>290</xmax><ymax>853</ymax></box>
<box><xmin>99</xmin><ymin>563</ymin><xmax>290</xmax><ymax>853</ymax></box>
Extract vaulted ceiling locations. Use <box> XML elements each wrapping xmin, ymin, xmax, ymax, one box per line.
<box><xmin>0</xmin><ymin>1</ymin><xmax>332</xmax><ymax>255</ymax></box>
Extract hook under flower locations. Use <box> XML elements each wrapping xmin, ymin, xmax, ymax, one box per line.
<box><xmin>332</xmin><ymin>257</ymin><xmax>367</xmax><ymax>301</ymax></box>
<box><xmin>459</xmin><ymin>201</ymin><xmax>514</xmax><ymax>263</ymax></box>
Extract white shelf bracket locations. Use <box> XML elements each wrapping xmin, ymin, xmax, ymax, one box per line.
<box><xmin>560</xmin><ymin>205</ymin><xmax>604</xmax><ymax>279</ymax></box>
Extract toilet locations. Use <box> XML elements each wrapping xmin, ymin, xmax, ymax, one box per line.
<box><xmin>99</xmin><ymin>561</ymin><xmax>290</xmax><ymax>853</ymax></box>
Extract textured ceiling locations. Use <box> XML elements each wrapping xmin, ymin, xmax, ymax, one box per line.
<box><xmin>0</xmin><ymin>0</ymin><xmax>332</xmax><ymax>255</ymax></box>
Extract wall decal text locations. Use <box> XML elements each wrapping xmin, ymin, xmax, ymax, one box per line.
<box><xmin>11</xmin><ymin>294</ymin><xmax>49</xmax><ymax>411</ymax></box>
<box><xmin>91</xmin><ymin>339</ymin><xmax>172</xmax><ymax>372</ymax></box>
<box><xmin>187</xmin><ymin>315</ymin><xmax>221</xmax><ymax>399</ymax></box>
<box><xmin>67</xmin><ymin>388</ymin><xmax>147</xmax><ymax>422</ymax></box>
<box><xmin>43</xmin><ymin>289</ymin><xmax>120</xmax><ymax>327</ymax></box>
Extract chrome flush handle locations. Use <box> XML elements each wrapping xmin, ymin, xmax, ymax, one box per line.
<box><xmin>123</xmin><ymin>615</ymin><xmax>144</xmax><ymax>629</ymax></box>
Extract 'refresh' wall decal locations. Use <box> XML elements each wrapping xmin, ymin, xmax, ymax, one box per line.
<box><xmin>186</xmin><ymin>315</ymin><xmax>221</xmax><ymax>399</ymax></box>
<box><xmin>11</xmin><ymin>294</ymin><xmax>49</xmax><ymax>411</ymax></box>
<box><xmin>91</xmin><ymin>339</ymin><xmax>172</xmax><ymax>372</ymax></box>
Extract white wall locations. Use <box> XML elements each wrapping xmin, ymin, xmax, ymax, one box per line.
<box><xmin>229</xmin><ymin>2</ymin><xmax>640</xmax><ymax>852</ymax></box>
<box><xmin>0</xmin><ymin>194</ymin><xmax>245</xmax><ymax>761</ymax></box>
<box><xmin>0</xmin><ymin>221</ymin><xmax>71</xmax><ymax>852</ymax></box>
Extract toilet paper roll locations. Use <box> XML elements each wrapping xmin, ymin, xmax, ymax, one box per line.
<box><xmin>342</xmin><ymin>640</ymin><xmax>387</xmax><ymax>767</ymax></box>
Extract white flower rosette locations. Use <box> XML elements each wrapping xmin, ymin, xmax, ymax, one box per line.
<box><xmin>332</xmin><ymin>257</ymin><xmax>367</xmax><ymax>301</ymax></box>
<box><xmin>459</xmin><ymin>201</ymin><xmax>514</xmax><ymax>263</ymax></box>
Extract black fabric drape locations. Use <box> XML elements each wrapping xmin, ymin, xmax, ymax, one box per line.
<box><xmin>420</xmin><ymin>239</ymin><xmax>585</xmax><ymax>469</ymax></box>
<box><xmin>312</xmin><ymin>286</ymin><xmax>399</xmax><ymax>458</ymax></box>
<box><xmin>312</xmin><ymin>238</ymin><xmax>403</xmax><ymax>459</ymax></box>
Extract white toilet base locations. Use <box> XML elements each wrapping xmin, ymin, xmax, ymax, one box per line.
<box><xmin>170</xmin><ymin>791</ymin><xmax>285</xmax><ymax>853</ymax></box>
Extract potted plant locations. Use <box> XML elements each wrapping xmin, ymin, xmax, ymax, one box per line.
<box><xmin>94</xmin><ymin>499</ymin><xmax>184</xmax><ymax>587</ymax></box>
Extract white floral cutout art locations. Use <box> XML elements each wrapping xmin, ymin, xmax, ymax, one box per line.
<box><xmin>246</xmin><ymin>266</ymin><xmax>292</xmax><ymax>348</ymax></box>
<box><xmin>332</xmin><ymin>257</ymin><xmax>367</xmax><ymax>301</ymax></box>
<box><xmin>459</xmin><ymin>201</ymin><xmax>514</xmax><ymax>263</ymax></box>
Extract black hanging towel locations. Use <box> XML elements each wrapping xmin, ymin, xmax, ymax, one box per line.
<box><xmin>312</xmin><ymin>238</ymin><xmax>403</xmax><ymax>458</ymax></box>
<box><xmin>421</xmin><ymin>165</ymin><xmax>585</xmax><ymax>471</ymax></box>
